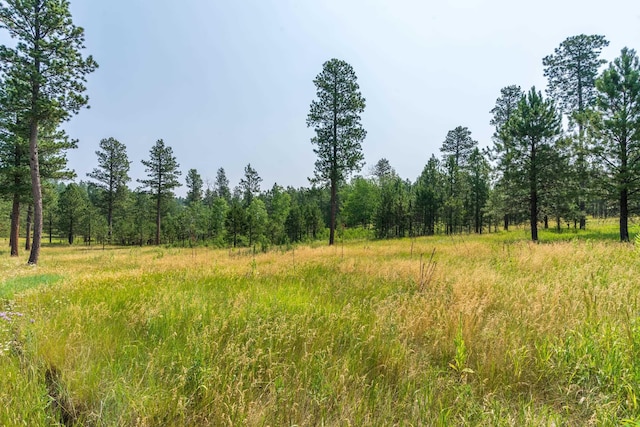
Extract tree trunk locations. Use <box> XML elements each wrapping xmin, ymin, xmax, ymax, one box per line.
<box><xmin>10</xmin><ymin>195</ymin><xmax>20</xmax><ymax>257</ymax></box>
<box><xmin>620</xmin><ymin>188</ymin><xmax>629</xmax><ymax>242</ymax></box>
<box><xmin>27</xmin><ymin>119</ymin><xmax>43</xmax><ymax>265</ymax></box>
<box><xmin>68</xmin><ymin>218</ymin><xmax>74</xmax><ymax>245</ymax></box>
<box><xmin>543</xmin><ymin>215</ymin><xmax>548</xmax><ymax>230</ymax></box>
<box><xmin>530</xmin><ymin>191</ymin><xmax>538</xmax><ymax>242</ymax></box>
<box><xmin>107</xmin><ymin>199</ymin><xmax>113</xmax><ymax>244</ymax></box>
<box><xmin>155</xmin><ymin>193</ymin><xmax>161</xmax><ymax>245</ymax></box>
<box><xmin>329</xmin><ymin>178</ymin><xmax>336</xmax><ymax>245</ymax></box>
<box><xmin>530</xmin><ymin>142</ymin><xmax>538</xmax><ymax>242</ymax></box>
<box><xmin>579</xmin><ymin>201</ymin><xmax>586</xmax><ymax>230</ymax></box>
<box><xmin>25</xmin><ymin>204</ymin><xmax>33</xmax><ymax>250</ymax></box>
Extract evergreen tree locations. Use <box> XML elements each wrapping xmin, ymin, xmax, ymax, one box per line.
<box><xmin>225</xmin><ymin>199</ymin><xmax>246</xmax><ymax>247</ymax></box>
<box><xmin>57</xmin><ymin>182</ymin><xmax>88</xmax><ymax>245</ymax></box>
<box><xmin>504</xmin><ymin>87</ymin><xmax>562</xmax><ymax>242</ymax></box>
<box><xmin>543</xmin><ymin>34</ymin><xmax>609</xmax><ymax>124</ymax></box>
<box><xmin>0</xmin><ymin>0</ymin><xmax>97</xmax><ymax>264</ymax></box>
<box><xmin>489</xmin><ymin>85</ymin><xmax>524</xmax><ymax>230</ymax></box>
<box><xmin>0</xmin><ymin>86</ymin><xmax>76</xmax><ymax>255</ymax></box>
<box><xmin>214</xmin><ymin>167</ymin><xmax>231</xmax><ymax>202</ymax></box>
<box><xmin>307</xmin><ymin>58</ymin><xmax>366</xmax><ymax>245</ymax></box>
<box><xmin>265</xmin><ymin>184</ymin><xmax>291</xmax><ymax>245</ymax></box>
<box><xmin>543</xmin><ymin>34</ymin><xmax>609</xmax><ymax>229</ymax></box>
<box><xmin>440</xmin><ymin>126</ymin><xmax>477</xmax><ymax>233</ymax></box>
<box><xmin>371</xmin><ymin>158</ymin><xmax>396</xmax><ymax>182</ymax></box>
<box><xmin>87</xmin><ymin>137</ymin><xmax>131</xmax><ymax>243</ymax></box>
<box><xmin>414</xmin><ymin>155</ymin><xmax>443</xmax><ymax>235</ymax></box>
<box><xmin>593</xmin><ymin>48</ymin><xmax>640</xmax><ymax>242</ymax></box>
<box><xmin>209</xmin><ymin>196</ymin><xmax>228</xmax><ymax>243</ymax></box>
<box><xmin>467</xmin><ymin>148</ymin><xmax>490</xmax><ymax>233</ymax></box>
<box><xmin>185</xmin><ymin>168</ymin><xmax>203</xmax><ymax>206</ymax></box>
<box><xmin>138</xmin><ymin>139</ymin><xmax>181</xmax><ymax>245</ymax></box>
<box><xmin>239</xmin><ymin>163</ymin><xmax>262</xmax><ymax>206</ymax></box>
<box><xmin>246</xmin><ymin>198</ymin><xmax>267</xmax><ymax>247</ymax></box>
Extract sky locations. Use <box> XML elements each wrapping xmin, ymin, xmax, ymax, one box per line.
<box><xmin>40</xmin><ymin>1</ymin><xmax>640</xmax><ymax>195</ymax></box>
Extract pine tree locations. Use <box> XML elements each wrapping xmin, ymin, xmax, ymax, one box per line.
<box><xmin>214</xmin><ymin>167</ymin><xmax>231</xmax><ymax>202</ymax></box>
<box><xmin>307</xmin><ymin>58</ymin><xmax>366</xmax><ymax>245</ymax></box>
<box><xmin>87</xmin><ymin>137</ymin><xmax>131</xmax><ymax>244</ymax></box>
<box><xmin>239</xmin><ymin>163</ymin><xmax>262</xmax><ymax>207</ymax></box>
<box><xmin>185</xmin><ymin>168</ymin><xmax>203</xmax><ymax>206</ymax></box>
<box><xmin>504</xmin><ymin>87</ymin><xmax>562</xmax><ymax>242</ymax></box>
<box><xmin>593</xmin><ymin>48</ymin><xmax>640</xmax><ymax>242</ymax></box>
<box><xmin>543</xmin><ymin>34</ymin><xmax>609</xmax><ymax>229</ymax></box>
<box><xmin>489</xmin><ymin>85</ymin><xmax>524</xmax><ymax>230</ymax></box>
<box><xmin>0</xmin><ymin>0</ymin><xmax>97</xmax><ymax>264</ymax></box>
<box><xmin>138</xmin><ymin>139</ymin><xmax>181</xmax><ymax>245</ymax></box>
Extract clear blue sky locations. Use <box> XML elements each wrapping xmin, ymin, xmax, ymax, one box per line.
<box><xmin>58</xmin><ymin>0</ymin><xmax>640</xmax><ymax>195</ymax></box>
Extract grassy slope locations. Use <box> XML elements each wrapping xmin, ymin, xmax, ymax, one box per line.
<box><xmin>1</xmin><ymin>224</ymin><xmax>640</xmax><ymax>425</ymax></box>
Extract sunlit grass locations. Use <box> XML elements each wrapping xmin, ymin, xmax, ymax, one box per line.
<box><xmin>1</xmin><ymin>222</ymin><xmax>640</xmax><ymax>425</ymax></box>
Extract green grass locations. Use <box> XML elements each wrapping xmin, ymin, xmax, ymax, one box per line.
<box><xmin>0</xmin><ymin>274</ymin><xmax>63</xmax><ymax>299</ymax></box>
<box><xmin>1</xmin><ymin>224</ymin><xmax>640</xmax><ymax>425</ymax></box>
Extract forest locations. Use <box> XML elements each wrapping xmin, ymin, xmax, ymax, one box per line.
<box><xmin>1</xmin><ymin>22</ymin><xmax>638</xmax><ymax>258</ymax></box>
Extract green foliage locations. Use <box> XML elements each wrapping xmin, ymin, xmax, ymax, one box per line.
<box><xmin>246</xmin><ymin>198</ymin><xmax>267</xmax><ymax>246</ymax></box>
<box><xmin>593</xmin><ymin>47</ymin><xmax>640</xmax><ymax>241</ymax></box>
<box><xmin>375</xmin><ymin>175</ymin><xmax>412</xmax><ymax>238</ymax></box>
<box><xmin>185</xmin><ymin>168</ymin><xmax>203</xmax><ymax>206</ymax></box>
<box><xmin>265</xmin><ymin>184</ymin><xmax>291</xmax><ymax>245</ymax></box>
<box><xmin>87</xmin><ymin>137</ymin><xmax>131</xmax><ymax>242</ymax></box>
<box><xmin>414</xmin><ymin>155</ymin><xmax>444</xmax><ymax>235</ymax></box>
<box><xmin>0</xmin><ymin>0</ymin><xmax>97</xmax><ymax>264</ymax></box>
<box><xmin>56</xmin><ymin>182</ymin><xmax>88</xmax><ymax>244</ymax></box>
<box><xmin>440</xmin><ymin>126</ymin><xmax>479</xmax><ymax>234</ymax></box>
<box><xmin>341</xmin><ymin>176</ymin><xmax>378</xmax><ymax>229</ymax></box>
<box><xmin>213</xmin><ymin>167</ymin><xmax>231</xmax><ymax>202</ymax></box>
<box><xmin>504</xmin><ymin>87</ymin><xmax>562</xmax><ymax>241</ymax></box>
<box><xmin>543</xmin><ymin>34</ymin><xmax>609</xmax><ymax>120</ymax></box>
<box><xmin>138</xmin><ymin>139</ymin><xmax>181</xmax><ymax>245</ymax></box>
<box><xmin>239</xmin><ymin>163</ymin><xmax>262</xmax><ymax>206</ymax></box>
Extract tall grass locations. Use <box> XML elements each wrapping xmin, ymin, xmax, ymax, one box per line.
<box><xmin>1</xmin><ymin>225</ymin><xmax>640</xmax><ymax>425</ymax></box>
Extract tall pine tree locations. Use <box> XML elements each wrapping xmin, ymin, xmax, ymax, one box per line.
<box><xmin>0</xmin><ymin>0</ymin><xmax>97</xmax><ymax>264</ymax></box>
<box><xmin>307</xmin><ymin>58</ymin><xmax>366</xmax><ymax>245</ymax></box>
<box><xmin>138</xmin><ymin>139</ymin><xmax>181</xmax><ymax>245</ymax></box>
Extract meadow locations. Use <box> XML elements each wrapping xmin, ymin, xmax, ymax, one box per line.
<box><xmin>1</xmin><ymin>223</ymin><xmax>640</xmax><ymax>426</ymax></box>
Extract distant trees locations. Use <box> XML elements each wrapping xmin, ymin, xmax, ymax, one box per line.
<box><xmin>414</xmin><ymin>155</ymin><xmax>443</xmax><ymax>235</ymax></box>
<box><xmin>57</xmin><ymin>183</ymin><xmax>87</xmax><ymax>244</ymax></box>
<box><xmin>489</xmin><ymin>85</ymin><xmax>524</xmax><ymax>230</ymax></box>
<box><xmin>139</xmin><ymin>139</ymin><xmax>181</xmax><ymax>245</ymax></box>
<box><xmin>342</xmin><ymin>176</ymin><xmax>378</xmax><ymax>229</ymax></box>
<box><xmin>440</xmin><ymin>126</ymin><xmax>478</xmax><ymax>234</ymax></box>
<box><xmin>0</xmin><ymin>0</ymin><xmax>97</xmax><ymax>264</ymax></box>
<box><xmin>185</xmin><ymin>168</ymin><xmax>203</xmax><ymax>206</ymax></box>
<box><xmin>307</xmin><ymin>58</ymin><xmax>366</xmax><ymax>245</ymax></box>
<box><xmin>214</xmin><ymin>167</ymin><xmax>231</xmax><ymax>202</ymax></box>
<box><xmin>4</xmin><ymin>30</ymin><xmax>640</xmax><ymax>249</ymax></box>
<box><xmin>593</xmin><ymin>48</ymin><xmax>640</xmax><ymax>242</ymax></box>
<box><xmin>239</xmin><ymin>163</ymin><xmax>262</xmax><ymax>206</ymax></box>
<box><xmin>87</xmin><ymin>137</ymin><xmax>131</xmax><ymax>243</ymax></box>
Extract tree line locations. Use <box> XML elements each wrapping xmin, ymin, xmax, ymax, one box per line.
<box><xmin>0</xmin><ymin>2</ymin><xmax>639</xmax><ymax>263</ymax></box>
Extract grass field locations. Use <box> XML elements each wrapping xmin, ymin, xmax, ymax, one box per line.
<box><xmin>2</xmin><ymin>223</ymin><xmax>640</xmax><ymax>426</ymax></box>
